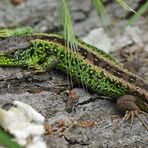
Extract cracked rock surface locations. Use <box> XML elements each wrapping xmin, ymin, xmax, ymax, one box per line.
<box><xmin>0</xmin><ymin>0</ymin><xmax>148</xmax><ymax>147</ymax></box>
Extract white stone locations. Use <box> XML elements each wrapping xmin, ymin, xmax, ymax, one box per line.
<box><xmin>0</xmin><ymin>101</ymin><xmax>46</xmax><ymax>148</ymax></box>
<box><xmin>83</xmin><ymin>28</ymin><xmax>111</xmax><ymax>53</ymax></box>
<box><xmin>126</xmin><ymin>26</ymin><xmax>144</xmax><ymax>48</ymax></box>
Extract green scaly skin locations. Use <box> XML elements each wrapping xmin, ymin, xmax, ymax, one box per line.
<box><xmin>0</xmin><ymin>27</ymin><xmax>148</xmax><ymax>114</ymax></box>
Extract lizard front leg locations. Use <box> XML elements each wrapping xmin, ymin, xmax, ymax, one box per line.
<box><xmin>28</xmin><ymin>55</ymin><xmax>59</xmax><ymax>73</ymax></box>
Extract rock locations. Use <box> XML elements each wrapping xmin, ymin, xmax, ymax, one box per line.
<box><xmin>144</xmin><ymin>44</ymin><xmax>148</xmax><ymax>53</ymax></box>
<box><xmin>83</xmin><ymin>28</ymin><xmax>111</xmax><ymax>53</ymax></box>
<box><xmin>0</xmin><ymin>101</ymin><xmax>46</xmax><ymax>148</ymax></box>
<box><xmin>126</xmin><ymin>26</ymin><xmax>144</xmax><ymax>48</ymax></box>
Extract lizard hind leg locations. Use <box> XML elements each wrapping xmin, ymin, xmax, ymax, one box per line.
<box><xmin>116</xmin><ymin>95</ymin><xmax>148</xmax><ymax>131</ymax></box>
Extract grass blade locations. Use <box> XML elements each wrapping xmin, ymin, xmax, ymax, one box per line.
<box><xmin>126</xmin><ymin>1</ymin><xmax>148</xmax><ymax>27</ymax></box>
<box><xmin>115</xmin><ymin>0</ymin><xmax>136</xmax><ymax>13</ymax></box>
<box><xmin>0</xmin><ymin>127</ymin><xmax>21</xmax><ymax>148</ymax></box>
<box><xmin>91</xmin><ymin>0</ymin><xmax>110</xmax><ymax>27</ymax></box>
<box><xmin>60</xmin><ymin>0</ymin><xmax>76</xmax><ymax>46</ymax></box>
<box><xmin>60</xmin><ymin>0</ymin><xmax>77</xmax><ymax>88</ymax></box>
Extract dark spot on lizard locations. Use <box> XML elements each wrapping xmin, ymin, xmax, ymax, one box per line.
<box><xmin>143</xmin><ymin>83</ymin><xmax>148</xmax><ymax>91</ymax></box>
<box><xmin>92</xmin><ymin>54</ymin><xmax>101</xmax><ymax>66</ymax></box>
<box><xmin>103</xmin><ymin>63</ymin><xmax>112</xmax><ymax>71</ymax></box>
<box><xmin>78</xmin><ymin>47</ymin><xmax>88</xmax><ymax>59</ymax></box>
<box><xmin>81</xmin><ymin>64</ymin><xmax>87</xmax><ymax>71</ymax></box>
<box><xmin>53</xmin><ymin>37</ymin><xmax>65</xmax><ymax>45</ymax></box>
<box><xmin>136</xmin><ymin>81</ymin><xmax>148</xmax><ymax>91</ymax></box>
<box><xmin>37</xmin><ymin>35</ymin><xmax>66</xmax><ymax>46</ymax></box>
<box><xmin>128</xmin><ymin>75</ymin><xmax>137</xmax><ymax>83</ymax></box>
<box><xmin>88</xmin><ymin>69</ymin><xmax>96</xmax><ymax>79</ymax></box>
<box><xmin>113</xmin><ymin>70</ymin><xmax>125</xmax><ymax>78</ymax></box>
<box><xmin>30</xmin><ymin>48</ymin><xmax>34</xmax><ymax>57</ymax></box>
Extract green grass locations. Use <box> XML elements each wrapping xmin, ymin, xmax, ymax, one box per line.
<box><xmin>60</xmin><ymin>0</ymin><xmax>147</xmax><ymax>45</ymax></box>
<box><xmin>60</xmin><ymin>0</ymin><xmax>76</xmax><ymax>47</ymax></box>
<box><xmin>115</xmin><ymin>0</ymin><xmax>136</xmax><ymax>13</ymax></box>
<box><xmin>92</xmin><ymin>0</ymin><xmax>110</xmax><ymax>27</ymax></box>
<box><xmin>0</xmin><ymin>127</ymin><xmax>21</xmax><ymax>148</ymax></box>
<box><xmin>126</xmin><ymin>1</ymin><xmax>148</xmax><ymax>27</ymax></box>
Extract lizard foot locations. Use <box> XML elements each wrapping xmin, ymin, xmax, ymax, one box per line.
<box><xmin>122</xmin><ymin>110</ymin><xmax>148</xmax><ymax>131</ymax></box>
<box><xmin>116</xmin><ymin>95</ymin><xmax>148</xmax><ymax>131</ymax></box>
<box><xmin>28</xmin><ymin>64</ymin><xmax>45</xmax><ymax>73</ymax></box>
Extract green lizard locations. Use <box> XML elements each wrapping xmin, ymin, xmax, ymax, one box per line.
<box><xmin>0</xmin><ymin>27</ymin><xmax>147</xmax><ymax>127</ymax></box>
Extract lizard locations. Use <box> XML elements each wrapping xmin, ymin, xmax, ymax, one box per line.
<box><xmin>0</xmin><ymin>27</ymin><xmax>147</xmax><ymax>129</ymax></box>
